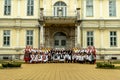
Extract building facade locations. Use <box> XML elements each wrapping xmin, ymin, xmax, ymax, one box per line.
<box><xmin>0</xmin><ymin>0</ymin><xmax>120</xmax><ymax>60</ymax></box>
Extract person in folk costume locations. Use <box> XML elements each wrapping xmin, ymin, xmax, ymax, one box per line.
<box><xmin>37</xmin><ymin>51</ymin><xmax>42</xmax><ymax>63</ymax></box>
<box><xmin>44</xmin><ymin>54</ymin><xmax>48</xmax><ymax>63</ymax></box>
<box><xmin>72</xmin><ymin>52</ymin><xmax>77</xmax><ymax>63</ymax></box>
<box><xmin>48</xmin><ymin>52</ymin><xmax>51</xmax><ymax>63</ymax></box>
<box><xmin>42</xmin><ymin>52</ymin><xmax>45</xmax><ymax>62</ymax></box>
<box><xmin>64</xmin><ymin>50</ymin><xmax>69</xmax><ymax>63</ymax></box>
<box><xmin>42</xmin><ymin>53</ymin><xmax>48</xmax><ymax>63</ymax></box>
<box><xmin>30</xmin><ymin>51</ymin><xmax>35</xmax><ymax>63</ymax></box>
<box><xmin>68</xmin><ymin>49</ymin><xmax>72</xmax><ymax>63</ymax></box>
<box><xmin>83</xmin><ymin>52</ymin><xmax>88</xmax><ymax>63</ymax></box>
<box><xmin>92</xmin><ymin>46</ymin><xmax>96</xmax><ymax>64</ymax></box>
<box><xmin>87</xmin><ymin>53</ymin><xmax>93</xmax><ymax>64</ymax></box>
<box><xmin>76</xmin><ymin>53</ymin><xmax>80</xmax><ymax>63</ymax></box>
<box><xmin>34</xmin><ymin>52</ymin><xmax>38</xmax><ymax>63</ymax></box>
<box><xmin>51</xmin><ymin>49</ymin><xmax>55</xmax><ymax>62</ymax></box>
<box><xmin>67</xmin><ymin>49</ymin><xmax>71</xmax><ymax>63</ymax></box>
<box><xmin>84</xmin><ymin>48</ymin><xmax>88</xmax><ymax>54</ymax></box>
<box><xmin>59</xmin><ymin>51</ymin><xmax>65</xmax><ymax>63</ymax></box>
<box><xmin>53</xmin><ymin>50</ymin><xmax>58</xmax><ymax>62</ymax></box>
<box><xmin>85</xmin><ymin>47</ymin><xmax>91</xmax><ymax>63</ymax></box>
<box><xmin>81</xmin><ymin>53</ymin><xmax>85</xmax><ymax>63</ymax></box>
<box><xmin>24</xmin><ymin>46</ymin><xmax>31</xmax><ymax>63</ymax></box>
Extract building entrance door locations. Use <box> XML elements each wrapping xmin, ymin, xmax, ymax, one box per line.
<box><xmin>54</xmin><ymin>32</ymin><xmax>66</xmax><ymax>48</ymax></box>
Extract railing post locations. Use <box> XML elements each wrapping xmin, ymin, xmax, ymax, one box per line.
<box><xmin>76</xmin><ymin>8</ymin><xmax>80</xmax><ymax>20</ymax></box>
<box><xmin>40</xmin><ymin>8</ymin><xmax>44</xmax><ymax>21</ymax></box>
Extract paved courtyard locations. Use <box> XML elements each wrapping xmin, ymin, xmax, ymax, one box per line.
<box><xmin>0</xmin><ymin>63</ymin><xmax>120</xmax><ymax>80</ymax></box>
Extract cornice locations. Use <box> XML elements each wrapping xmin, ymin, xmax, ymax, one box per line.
<box><xmin>0</xmin><ymin>18</ymin><xmax>39</xmax><ymax>20</ymax></box>
<box><xmin>81</xmin><ymin>19</ymin><xmax>120</xmax><ymax>21</ymax></box>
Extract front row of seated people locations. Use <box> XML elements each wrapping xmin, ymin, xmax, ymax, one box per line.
<box><xmin>28</xmin><ymin>51</ymin><xmax>96</xmax><ymax>64</ymax></box>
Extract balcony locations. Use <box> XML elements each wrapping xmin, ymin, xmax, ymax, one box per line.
<box><xmin>38</xmin><ymin>8</ymin><xmax>81</xmax><ymax>26</ymax></box>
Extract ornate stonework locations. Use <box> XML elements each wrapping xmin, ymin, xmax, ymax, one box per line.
<box><xmin>44</xmin><ymin>25</ymin><xmax>75</xmax><ymax>48</ymax></box>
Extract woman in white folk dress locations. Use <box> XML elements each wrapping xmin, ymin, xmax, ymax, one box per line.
<box><xmin>37</xmin><ymin>52</ymin><xmax>42</xmax><ymax>63</ymax></box>
<box><xmin>30</xmin><ymin>51</ymin><xmax>35</xmax><ymax>63</ymax></box>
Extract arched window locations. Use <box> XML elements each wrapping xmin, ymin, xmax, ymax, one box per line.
<box><xmin>54</xmin><ymin>1</ymin><xmax>67</xmax><ymax>16</ymax></box>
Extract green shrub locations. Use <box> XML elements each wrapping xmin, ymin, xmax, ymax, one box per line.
<box><xmin>2</xmin><ymin>63</ymin><xmax>8</xmax><ymax>68</ymax></box>
<box><xmin>96</xmin><ymin>63</ymin><xmax>115</xmax><ymax>69</ymax></box>
<box><xmin>2</xmin><ymin>63</ymin><xmax>21</xmax><ymax>68</ymax></box>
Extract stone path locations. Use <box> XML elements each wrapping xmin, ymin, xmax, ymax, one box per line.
<box><xmin>0</xmin><ymin>63</ymin><xmax>120</xmax><ymax>80</ymax></box>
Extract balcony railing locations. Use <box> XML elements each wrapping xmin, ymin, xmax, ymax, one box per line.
<box><xmin>39</xmin><ymin>11</ymin><xmax>77</xmax><ymax>20</ymax></box>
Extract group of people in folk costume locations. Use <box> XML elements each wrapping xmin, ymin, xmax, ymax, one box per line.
<box><xmin>24</xmin><ymin>46</ymin><xmax>96</xmax><ymax>64</ymax></box>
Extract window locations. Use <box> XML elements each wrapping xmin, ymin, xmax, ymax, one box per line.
<box><xmin>4</xmin><ymin>0</ymin><xmax>11</xmax><ymax>15</ymax></box>
<box><xmin>61</xmin><ymin>40</ymin><xmax>66</xmax><ymax>46</ymax></box>
<box><xmin>86</xmin><ymin>0</ymin><xmax>93</xmax><ymax>17</ymax></box>
<box><xmin>109</xmin><ymin>0</ymin><xmax>116</xmax><ymax>16</ymax></box>
<box><xmin>54</xmin><ymin>1</ymin><xmax>67</xmax><ymax>16</ymax></box>
<box><xmin>87</xmin><ymin>31</ymin><xmax>94</xmax><ymax>46</ymax></box>
<box><xmin>110</xmin><ymin>31</ymin><xmax>117</xmax><ymax>47</ymax></box>
<box><xmin>55</xmin><ymin>40</ymin><xmax>59</xmax><ymax>46</ymax></box>
<box><xmin>26</xmin><ymin>30</ymin><xmax>33</xmax><ymax>46</ymax></box>
<box><xmin>27</xmin><ymin>0</ymin><xmax>34</xmax><ymax>16</ymax></box>
<box><xmin>3</xmin><ymin>30</ymin><xmax>10</xmax><ymax>46</ymax></box>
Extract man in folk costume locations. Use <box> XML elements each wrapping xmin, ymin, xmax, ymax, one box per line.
<box><xmin>68</xmin><ymin>49</ymin><xmax>72</xmax><ymax>63</ymax></box>
<box><xmin>64</xmin><ymin>50</ymin><xmax>69</xmax><ymax>63</ymax></box>
<box><xmin>48</xmin><ymin>52</ymin><xmax>51</xmax><ymax>63</ymax></box>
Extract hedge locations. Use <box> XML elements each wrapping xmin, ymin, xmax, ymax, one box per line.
<box><xmin>96</xmin><ymin>63</ymin><xmax>115</xmax><ymax>69</ymax></box>
<box><xmin>2</xmin><ymin>63</ymin><xmax>21</xmax><ymax>68</ymax></box>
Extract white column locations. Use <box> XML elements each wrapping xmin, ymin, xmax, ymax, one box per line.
<box><xmin>52</xmin><ymin>0</ymin><xmax>53</xmax><ymax>16</ymax></box>
<box><xmin>17</xmin><ymin>0</ymin><xmax>20</xmax><ymax>17</ymax></box>
<box><xmin>43</xmin><ymin>0</ymin><xmax>46</xmax><ymax>15</ymax></box>
<box><xmin>100</xmin><ymin>0</ymin><xmax>103</xmax><ymax>18</ymax></box>
<box><xmin>83</xmin><ymin>0</ymin><xmax>86</xmax><ymax>19</ymax></box>
<box><xmin>76</xmin><ymin>24</ymin><xmax>81</xmax><ymax>47</ymax></box>
<box><xmin>74</xmin><ymin>0</ymin><xmax>77</xmax><ymax>10</ymax></box>
<box><xmin>77</xmin><ymin>25</ymin><xmax>80</xmax><ymax>45</ymax></box>
<box><xmin>40</xmin><ymin>25</ymin><xmax>44</xmax><ymax>47</ymax></box>
<box><xmin>16</xmin><ymin>29</ymin><xmax>20</xmax><ymax>48</ymax></box>
<box><xmin>100</xmin><ymin>30</ymin><xmax>103</xmax><ymax>48</ymax></box>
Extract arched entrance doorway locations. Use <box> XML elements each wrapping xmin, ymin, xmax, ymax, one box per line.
<box><xmin>54</xmin><ymin>32</ymin><xmax>67</xmax><ymax>48</ymax></box>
